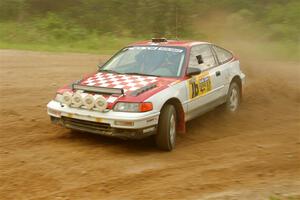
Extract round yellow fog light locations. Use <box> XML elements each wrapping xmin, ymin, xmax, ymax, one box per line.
<box><xmin>82</xmin><ymin>94</ymin><xmax>95</xmax><ymax>110</ymax></box>
<box><xmin>62</xmin><ymin>92</ymin><xmax>72</xmax><ymax>106</ymax></box>
<box><xmin>71</xmin><ymin>92</ymin><xmax>83</xmax><ymax>107</ymax></box>
<box><xmin>94</xmin><ymin>95</ymin><xmax>107</xmax><ymax>111</ymax></box>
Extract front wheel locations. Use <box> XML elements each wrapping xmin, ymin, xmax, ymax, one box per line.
<box><xmin>155</xmin><ymin>105</ymin><xmax>177</xmax><ymax>151</ymax></box>
<box><xmin>226</xmin><ymin>82</ymin><xmax>241</xmax><ymax>112</ymax></box>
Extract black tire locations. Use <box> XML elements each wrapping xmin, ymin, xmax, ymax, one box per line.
<box><xmin>155</xmin><ymin>104</ymin><xmax>177</xmax><ymax>151</ymax></box>
<box><xmin>225</xmin><ymin>82</ymin><xmax>241</xmax><ymax>112</ymax></box>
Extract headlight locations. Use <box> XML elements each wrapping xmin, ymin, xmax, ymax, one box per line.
<box><xmin>113</xmin><ymin>102</ymin><xmax>153</xmax><ymax>112</ymax></box>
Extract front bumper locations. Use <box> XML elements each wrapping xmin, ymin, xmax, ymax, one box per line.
<box><xmin>47</xmin><ymin>100</ymin><xmax>160</xmax><ymax>139</ymax></box>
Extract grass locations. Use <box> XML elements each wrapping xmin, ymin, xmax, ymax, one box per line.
<box><xmin>0</xmin><ymin>36</ymin><xmax>139</xmax><ymax>55</ymax></box>
<box><xmin>0</xmin><ymin>21</ymin><xmax>299</xmax><ymax>61</ymax></box>
<box><xmin>0</xmin><ymin>22</ymin><xmax>142</xmax><ymax>54</ymax></box>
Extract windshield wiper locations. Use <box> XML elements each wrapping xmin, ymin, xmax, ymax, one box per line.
<box><xmin>123</xmin><ymin>72</ymin><xmax>160</xmax><ymax>77</ymax></box>
<box><xmin>98</xmin><ymin>69</ymin><xmax>121</xmax><ymax>74</ymax></box>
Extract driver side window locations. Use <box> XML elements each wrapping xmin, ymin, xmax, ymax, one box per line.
<box><xmin>188</xmin><ymin>45</ymin><xmax>217</xmax><ymax>71</ymax></box>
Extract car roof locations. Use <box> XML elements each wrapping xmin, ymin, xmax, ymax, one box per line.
<box><xmin>129</xmin><ymin>40</ymin><xmax>210</xmax><ymax>48</ymax></box>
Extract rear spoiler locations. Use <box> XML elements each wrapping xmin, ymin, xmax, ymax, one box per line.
<box><xmin>72</xmin><ymin>84</ymin><xmax>124</xmax><ymax>95</ymax></box>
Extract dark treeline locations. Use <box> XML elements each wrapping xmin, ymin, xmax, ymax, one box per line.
<box><xmin>1</xmin><ymin>0</ymin><xmax>299</xmax><ymax>39</ymax></box>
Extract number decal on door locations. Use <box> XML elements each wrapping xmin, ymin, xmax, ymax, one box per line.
<box><xmin>188</xmin><ymin>72</ymin><xmax>212</xmax><ymax>99</ymax></box>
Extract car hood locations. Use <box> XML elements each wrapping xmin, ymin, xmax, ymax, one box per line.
<box><xmin>58</xmin><ymin>72</ymin><xmax>180</xmax><ymax>108</ymax></box>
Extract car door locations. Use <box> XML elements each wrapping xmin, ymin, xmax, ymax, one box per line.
<box><xmin>186</xmin><ymin>44</ymin><xmax>226</xmax><ymax>119</ymax></box>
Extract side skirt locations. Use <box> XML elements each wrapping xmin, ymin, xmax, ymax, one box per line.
<box><xmin>185</xmin><ymin>96</ymin><xmax>226</xmax><ymax>122</ymax></box>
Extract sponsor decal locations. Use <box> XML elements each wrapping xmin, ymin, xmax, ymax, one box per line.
<box><xmin>188</xmin><ymin>71</ymin><xmax>212</xmax><ymax>99</ymax></box>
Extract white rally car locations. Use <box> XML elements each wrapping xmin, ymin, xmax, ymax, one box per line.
<box><xmin>47</xmin><ymin>38</ymin><xmax>245</xmax><ymax>151</ymax></box>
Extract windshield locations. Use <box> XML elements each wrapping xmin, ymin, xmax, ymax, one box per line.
<box><xmin>100</xmin><ymin>46</ymin><xmax>186</xmax><ymax>77</ymax></box>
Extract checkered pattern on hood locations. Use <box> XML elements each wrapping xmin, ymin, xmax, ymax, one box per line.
<box><xmin>80</xmin><ymin>72</ymin><xmax>158</xmax><ymax>94</ymax></box>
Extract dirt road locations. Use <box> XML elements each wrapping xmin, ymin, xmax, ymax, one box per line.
<box><xmin>0</xmin><ymin>50</ymin><xmax>299</xmax><ymax>200</ymax></box>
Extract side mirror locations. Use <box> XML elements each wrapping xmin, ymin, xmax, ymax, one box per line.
<box><xmin>187</xmin><ymin>67</ymin><xmax>201</xmax><ymax>76</ymax></box>
<box><xmin>196</xmin><ymin>55</ymin><xmax>204</xmax><ymax>64</ymax></box>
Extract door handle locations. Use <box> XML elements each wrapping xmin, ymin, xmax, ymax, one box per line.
<box><xmin>216</xmin><ymin>71</ymin><xmax>221</xmax><ymax>76</ymax></box>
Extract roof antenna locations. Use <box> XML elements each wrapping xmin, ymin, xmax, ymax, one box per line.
<box><xmin>175</xmin><ymin>6</ymin><xmax>178</xmax><ymax>40</ymax></box>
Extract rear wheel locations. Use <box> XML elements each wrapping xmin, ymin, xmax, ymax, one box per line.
<box><xmin>226</xmin><ymin>82</ymin><xmax>241</xmax><ymax>112</ymax></box>
<box><xmin>155</xmin><ymin>104</ymin><xmax>177</xmax><ymax>151</ymax></box>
